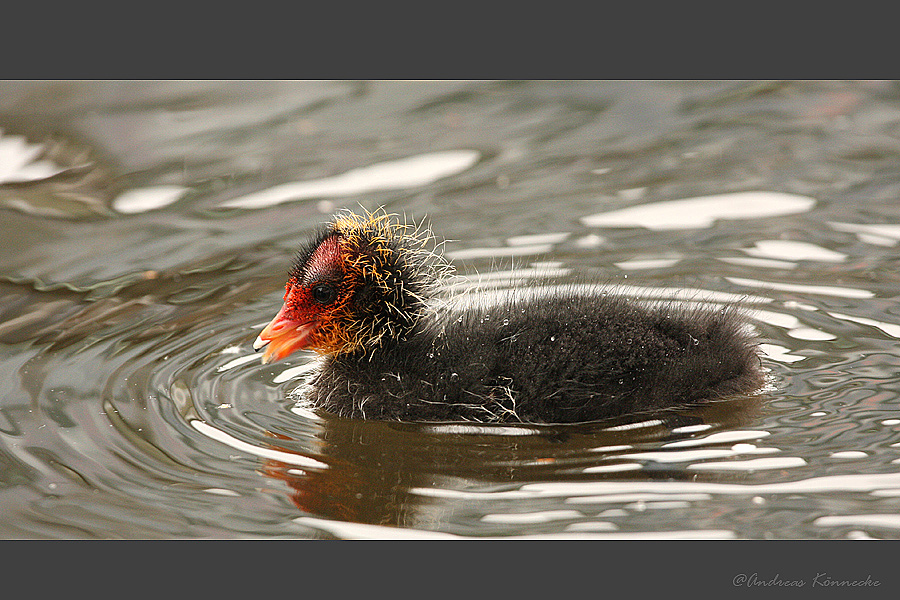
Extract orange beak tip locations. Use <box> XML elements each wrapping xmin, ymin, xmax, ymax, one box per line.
<box><xmin>252</xmin><ymin>316</ymin><xmax>318</xmax><ymax>364</ymax></box>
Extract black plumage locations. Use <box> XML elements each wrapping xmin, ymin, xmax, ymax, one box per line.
<box><xmin>255</xmin><ymin>211</ymin><xmax>764</xmax><ymax>424</ymax></box>
<box><xmin>309</xmin><ymin>292</ymin><xmax>762</xmax><ymax>423</ymax></box>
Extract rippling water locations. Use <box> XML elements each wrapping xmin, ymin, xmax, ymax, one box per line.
<box><xmin>3</xmin><ymin>80</ymin><xmax>900</xmax><ymax>539</ymax></box>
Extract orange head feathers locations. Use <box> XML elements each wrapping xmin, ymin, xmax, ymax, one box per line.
<box><xmin>254</xmin><ymin>210</ymin><xmax>449</xmax><ymax>363</ymax></box>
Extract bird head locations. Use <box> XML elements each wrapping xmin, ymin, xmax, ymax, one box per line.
<box><xmin>254</xmin><ymin>210</ymin><xmax>447</xmax><ymax>363</ymax></box>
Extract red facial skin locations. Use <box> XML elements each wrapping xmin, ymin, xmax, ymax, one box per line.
<box><xmin>253</xmin><ymin>283</ymin><xmax>320</xmax><ymax>363</ymax></box>
<box><xmin>254</xmin><ymin>235</ymin><xmax>349</xmax><ymax>363</ymax></box>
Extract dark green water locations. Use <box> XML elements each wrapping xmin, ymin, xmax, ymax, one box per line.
<box><xmin>2</xmin><ymin>80</ymin><xmax>900</xmax><ymax>538</ymax></box>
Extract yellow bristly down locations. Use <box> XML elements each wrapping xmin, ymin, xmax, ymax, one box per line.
<box><xmin>317</xmin><ymin>208</ymin><xmax>450</xmax><ymax>355</ymax></box>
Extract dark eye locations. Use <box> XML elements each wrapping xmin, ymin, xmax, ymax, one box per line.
<box><xmin>311</xmin><ymin>283</ymin><xmax>337</xmax><ymax>305</ymax></box>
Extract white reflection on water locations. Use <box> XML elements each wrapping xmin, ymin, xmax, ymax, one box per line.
<box><xmin>294</xmin><ymin>516</ymin><xmax>459</xmax><ymax>539</ymax></box>
<box><xmin>721</xmin><ymin>238</ymin><xmax>849</xmax><ymax>272</ymax></box>
<box><xmin>112</xmin><ymin>186</ymin><xmax>188</xmax><ymax>214</ymax></box>
<box><xmin>741</xmin><ymin>240</ymin><xmax>846</xmax><ymax>262</ymax></box>
<box><xmin>273</xmin><ymin>361</ymin><xmax>320</xmax><ymax>383</ymax></box>
<box><xmin>506</xmin><ymin>232</ymin><xmax>570</xmax><ymax>246</ymax></box>
<box><xmin>481</xmin><ymin>509</ymin><xmax>583</xmax><ymax>524</ymax></box>
<box><xmin>662</xmin><ymin>430</ymin><xmax>770</xmax><ymax>448</ymax></box>
<box><xmin>203</xmin><ymin>487</ymin><xmax>240</xmax><ymax>496</ymax></box>
<box><xmin>615</xmin><ymin>446</ymin><xmax>782</xmax><ymax>465</ymax></box>
<box><xmin>814</xmin><ymin>515</ymin><xmax>900</xmax><ymax>529</ymax></box>
<box><xmin>726</xmin><ymin>277</ymin><xmax>874</xmax><ymax>298</ymax></box>
<box><xmin>830</xmin><ymin>221</ymin><xmax>900</xmax><ymax>246</ymax></box>
<box><xmin>407</xmin><ymin>469</ymin><xmax>900</xmax><ymax>513</ymax></box>
<box><xmin>219</xmin><ymin>150</ymin><xmax>480</xmax><ymax>209</ymax></box>
<box><xmin>828</xmin><ymin>312</ymin><xmax>900</xmax><ymax>338</ymax></box>
<box><xmin>758</xmin><ymin>343</ymin><xmax>805</xmax><ymax>363</ymax></box>
<box><xmin>524</xmin><ymin>471</ymin><xmax>900</xmax><ymax>497</ymax></box>
<box><xmin>614</xmin><ymin>258</ymin><xmax>680</xmax><ymax>270</ymax></box>
<box><xmin>580</xmin><ymin>191</ymin><xmax>816</xmax><ymax>230</ymax></box>
<box><xmin>190</xmin><ymin>420</ymin><xmax>328</xmax><ymax>470</ymax></box>
<box><xmin>602</xmin><ymin>419</ymin><xmax>666</xmax><ymax>431</ymax></box>
<box><xmin>581</xmin><ymin>463</ymin><xmax>643</xmax><ymax>474</ymax></box>
<box><xmin>686</xmin><ymin>456</ymin><xmax>807</xmax><ymax>471</ymax></box>
<box><xmin>671</xmin><ymin>423</ymin><xmax>714</xmax><ymax>434</ymax></box>
<box><xmin>719</xmin><ymin>256</ymin><xmax>798</xmax><ymax>269</ymax></box>
<box><xmin>293</xmin><ymin>515</ymin><xmax>735</xmax><ymax>539</ymax></box>
<box><xmin>419</xmin><ymin>424</ymin><xmax>543</xmax><ymax>436</ymax></box>
<box><xmin>0</xmin><ymin>128</ymin><xmax>64</xmax><ymax>183</ymax></box>
<box><xmin>787</xmin><ymin>328</ymin><xmax>836</xmax><ymax>341</ymax></box>
<box><xmin>829</xmin><ymin>451</ymin><xmax>868</xmax><ymax>460</ymax></box>
<box><xmin>217</xmin><ymin>354</ymin><xmax>261</xmax><ymax>372</ymax></box>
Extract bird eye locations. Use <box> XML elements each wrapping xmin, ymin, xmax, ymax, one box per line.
<box><xmin>311</xmin><ymin>283</ymin><xmax>337</xmax><ymax>305</ymax></box>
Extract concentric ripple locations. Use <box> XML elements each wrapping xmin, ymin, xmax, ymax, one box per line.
<box><xmin>5</xmin><ymin>254</ymin><xmax>900</xmax><ymax>539</ymax></box>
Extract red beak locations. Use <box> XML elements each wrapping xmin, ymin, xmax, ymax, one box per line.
<box><xmin>253</xmin><ymin>303</ymin><xmax>318</xmax><ymax>363</ymax></box>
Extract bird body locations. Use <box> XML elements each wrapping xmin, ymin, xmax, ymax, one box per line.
<box><xmin>255</xmin><ymin>211</ymin><xmax>764</xmax><ymax>424</ymax></box>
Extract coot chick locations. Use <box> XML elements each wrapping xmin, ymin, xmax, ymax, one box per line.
<box><xmin>254</xmin><ymin>210</ymin><xmax>764</xmax><ymax>424</ymax></box>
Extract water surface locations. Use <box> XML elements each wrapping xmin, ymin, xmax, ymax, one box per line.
<box><xmin>2</xmin><ymin>80</ymin><xmax>900</xmax><ymax>539</ymax></box>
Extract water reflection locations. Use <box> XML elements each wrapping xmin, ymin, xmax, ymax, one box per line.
<box><xmin>219</xmin><ymin>150</ymin><xmax>480</xmax><ymax>210</ymax></box>
<box><xmin>112</xmin><ymin>186</ymin><xmax>188</xmax><ymax>214</ymax></box>
<box><xmin>252</xmin><ymin>394</ymin><xmax>765</xmax><ymax>534</ymax></box>
<box><xmin>0</xmin><ymin>128</ymin><xmax>66</xmax><ymax>183</ymax></box>
<box><xmin>579</xmin><ymin>191</ymin><xmax>816</xmax><ymax>230</ymax></box>
<box><xmin>4</xmin><ymin>81</ymin><xmax>900</xmax><ymax>539</ymax></box>
<box><xmin>740</xmin><ymin>240</ymin><xmax>846</xmax><ymax>263</ymax></box>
